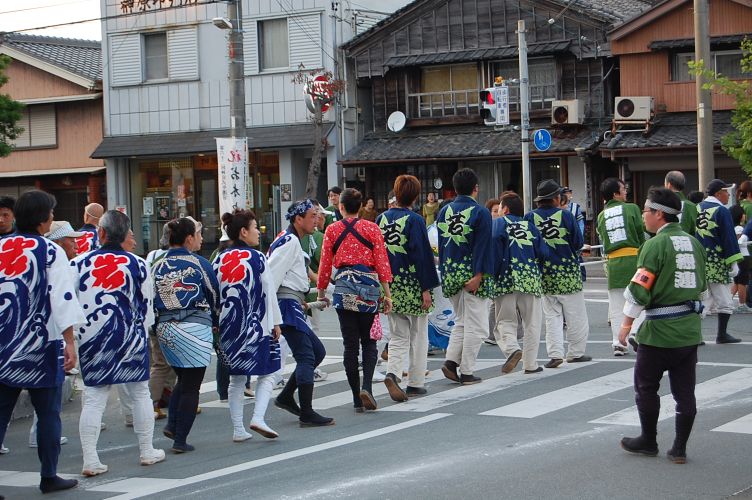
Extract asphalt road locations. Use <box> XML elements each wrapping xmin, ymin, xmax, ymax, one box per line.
<box><xmin>2</xmin><ymin>276</ymin><xmax>751</xmax><ymax>500</ymax></box>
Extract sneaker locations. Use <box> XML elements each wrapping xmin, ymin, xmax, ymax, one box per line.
<box><xmin>82</xmin><ymin>462</ymin><xmax>108</xmax><ymax>477</ymax></box>
<box><xmin>250</xmin><ymin>421</ymin><xmax>279</xmax><ymax>439</ymax></box>
<box><xmin>566</xmin><ymin>355</ymin><xmax>592</xmax><ymax>363</ymax></box>
<box><xmin>736</xmin><ymin>304</ymin><xmax>752</xmax><ymax>314</ymax></box>
<box><xmin>313</xmin><ymin>369</ymin><xmax>328</xmax><ymax>382</ymax></box>
<box><xmin>30</xmin><ymin>436</ymin><xmax>68</xmax><ymax>448</ymax></box>
<box><xmin>501</xmin><ymin>349</ymin><xmax>523</xmax><ymax>374</ymax></box>
<box><xmin>140</xmin><ymin>448</ymin><xmax>166</xmax><ymax>465</ymax></box>
<box><xmin>232</xmin><ymin>430</ymin><xmax>253</xmax><ymax>442</ymax></box>
<box><xmin>613</xmin><ymin>346</ymin><xmax>628</xmax><ymax>357</ymax></box>
<box><xmin>273</xmin><ymin>379</ymin><xmax>286</xmax><ymax>391</ymax></box>
<box><xmin>372</xmin><ymin>370</ymin><xmax>386</xmax><ymax>382</ymax></box>
<box><xmin>544</xmin><ymin>358</ymin><xmax>563</xmax><ymax>369</ymax></box>
<box><xmin>483</xmin><ymin>338</ymin><xmax>498</xmax><ymax>346</ymax></box>
<box><xmin>0</xmin><ymin>444</ymin><xmax>8</xmax><ymax>454</ymax></box>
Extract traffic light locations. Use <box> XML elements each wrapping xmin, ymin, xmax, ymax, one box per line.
<box><xmin>479</xmin><ymin>87</ymin><xmax>497</xmax><ymax>126</ymax></box>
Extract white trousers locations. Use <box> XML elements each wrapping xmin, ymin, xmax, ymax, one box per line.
<box><xmin>707</xmin><ymin>282</ymin><xmax>734</xmax><ymax>315</ymax></box>
<box><xmin>609</xmin><ymin>288</ymin><xmax>645</xmax><ymax>346</ymax></box>
<box><xmin>79</xmin><ymin>381</ymin><xmax>156</xmax><ymax>467</ymax></box>
<box><xmin>494</xmin><ymin>293</ymin><xmax>542</xmax><ymax>371</ymax></box>
<box><xmin>229</xmin><ymin>374</ymin><xmax>273</xmax><ymax>435</ymax></box>
<box><xmin>446</xmin><ymin>291</ymin><xmax>490</xmax><ymax>375</ymax></box>
<box><xmin>544</xmin><ymin>291</ymin><xmax>590</xmax><ymax>359</ymax></box>
<box><xmin>386</xmin><ymin>313</ymin><xmax>428</xmax><ymax>388</ymax></box>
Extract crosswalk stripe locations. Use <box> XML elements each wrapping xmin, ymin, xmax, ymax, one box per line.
<box><xmin>378</xmin><ymin>362</ymin><xmax>593</xmax><ymax>413</ymax></box>
<box><xmin>589</xmin><ymin>367</ymin><xmax>752</xmax><ymax>426</ymax></box>
<box><xmin>711</xmin><ymin>412</ymin><xmax>752</xmax><ymax>434</ymax></box>
<box><xmin>479</xmin><ymin>368</ymin><xmax>634</xmax><ymax>418</ymax></box>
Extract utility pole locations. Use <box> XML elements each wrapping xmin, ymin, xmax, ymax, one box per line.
<box><xmin>228</xmin><ymin>0</ymin><xmax>246</xmax><ymax>140</ymax></box>
<box><xmin>694</xmin><ymin>0</ymin><xmax>713</xmax><ymax>189</ymax></box>
<box><xmin>518</xmin><ymin>20</ymin><xmax>532</xmax><ymax>213</ymax></box>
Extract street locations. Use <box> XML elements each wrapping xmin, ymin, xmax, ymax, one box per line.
<box><xmin>1</xmin><ymin>276</ymin><xmax>751</xmax><ymax>500</ymax></box>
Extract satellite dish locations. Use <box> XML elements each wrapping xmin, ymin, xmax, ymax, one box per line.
<box><xmin>387</xmin><ymin>111</ymin><xmax>406</xmax><ymax>132</ymax></box>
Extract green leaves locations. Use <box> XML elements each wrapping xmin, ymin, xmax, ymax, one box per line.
<box><xmin>533</xmin><ymin>211</ymin><xmax>569</xmax><ymax>248</ymax></box>
<box><xmin>379</xmin><ymin>215</ymin><xmax>409</xmax><ymax>255</ymax></box>
<box><xmin>696</xmin><ymin>207</ymin><xmax>719</xmax><ymax>239</ymax></box>
<box><xmin>0</xmin><ymin>55</ymin><xmax>25</xmax><ymax>158</ymax></box>
<box><xmin>438</xmin><ymin>205</ymin><xmax>474</xmax><ymax>246</ymax></box>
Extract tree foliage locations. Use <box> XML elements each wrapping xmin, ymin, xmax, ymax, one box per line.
<box><xmin>0</xmin><ymin>55</ymin><xmax>24</xmax><ymax>158</ymax></box>
<box><xmin>689</xmin><ymin>39</ymin><xmax>752</xmax><ymax>176</ymax></box>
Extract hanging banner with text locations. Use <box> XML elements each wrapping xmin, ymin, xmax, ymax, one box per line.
<box><xmin>216</xmin><ymin>137</ymin><xmax>249</xmax><ymax>217</ymax></box>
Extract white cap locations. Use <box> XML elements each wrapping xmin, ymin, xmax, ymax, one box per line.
<box><xmin>45</xmin><ymin>221</ymin><xmax>85</xmax><ymax>241</ymax></box>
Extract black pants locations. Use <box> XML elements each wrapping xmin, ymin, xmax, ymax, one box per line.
<box><xmin>337</xmin><ymin>310</ymin><xmax>377</xmax><ymax>403</ymax></box>
<box><xmin>634</xmin><ymin>344</ymin><xmax>698</xmax><ymax>417</ymax></box>
<box><xmin>167</xmin><ymin>366</ymin><xmax>206</xmax><ymax>444</ymax></box>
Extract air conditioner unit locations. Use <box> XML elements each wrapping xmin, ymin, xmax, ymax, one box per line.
<box><xmin>614</xmin><ymin>96</ymin><xmax>655</xmax><ymax>121</ymax></box>
<box><xmin>551</xmin><ymin>99</ymin><xmax>585</xmax><ymax>125</ymax></box>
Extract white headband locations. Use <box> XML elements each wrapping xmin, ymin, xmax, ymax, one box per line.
<box><xmin>645</xmin><ymin>200</ymin><xmax>680</xmax><ymax>215</ymax></box>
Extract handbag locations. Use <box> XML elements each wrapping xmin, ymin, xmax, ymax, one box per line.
<box><xmin>370</xmin><ymin>314</ymin><xmax>383</xmax><ymax>341</ymax></box>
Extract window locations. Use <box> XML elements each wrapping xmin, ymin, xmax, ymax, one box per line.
<box><xmin>672</xmin><ymin>50</ymin><xmax>751</xmax><ymax>81</ymax></box>
<box><xmin>259</xmin><ymin>18</ymin><xmax>289</xmax><ymax>70</ymax></box>
<box><xmin>144</xmin><ymin>32</ymin><xmax>167</xmax><ymax>81</ymax></box>
<box><xmin>415</xmin><ymin>64</ymin><xmax>479</xmax><ymax>116</ymax></box>
<box><xmin>491</xmin><ymin>59</ymin><xmax>557</xmax><ymax>110</ymax></box>
<box><xmin>13</xmin><ymin>104</ymin><xmax>56</xmax><ymax>149</ymax></box>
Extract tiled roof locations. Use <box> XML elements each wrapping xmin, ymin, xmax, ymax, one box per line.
<box><xmin>385</xmin><ymin>41</ymin><xmax>572</xmax><ymax>68</ymax></box>
<box><xmin>341</xmin><ymin>123</ymin><xmax>601</xmax><ymax>165</ymax></box>
<box><xmin>0</xmin><ymin>33</ymin><xmax>101</xmax><ymax>82</ymax></box>
<box><xmin>600</xmin><ymin>111</ymin><xmax>733</xmax><ymax>152</ymax></box>
<box><xmin>649</xmin><ymin>34</ymin><xmax>746</xmax><ymax>50</ymax></box>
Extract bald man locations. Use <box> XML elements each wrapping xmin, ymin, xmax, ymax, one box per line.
<box><xmin>77</xmin><ymin>203</ymin><xmax>103</xmax><ymax>254</ymax></box>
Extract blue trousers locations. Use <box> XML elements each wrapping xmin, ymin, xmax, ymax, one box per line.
<box><xmin>281</xmin><ymin>326</ymin><xmax>326</xmax><ymax>385</ymax></box>
<box><xmin>0</xmin><ymin>383</ymin><xmax>62</xmax><ymax>478</ymax></box>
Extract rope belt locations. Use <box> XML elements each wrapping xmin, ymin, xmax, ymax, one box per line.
<box><xmin>607</xmin><ymin>247</ymin><xmax>639</xmax><ymax>259</ymax></box>
<box><xmin>644</xmin><ymin>301</ymin><xmax>703</xmax><ymax>320</ymax></box>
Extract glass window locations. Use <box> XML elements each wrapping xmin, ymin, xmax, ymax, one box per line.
<box><xmin>417</xmin><ymin>64</ymin><xmax>478</xmax><ymax>116</ymax></box>
<box><xmin>259</xmin><ymin>18</ymin><xmax>289</xmax><ymax>70</ymax></box>
<box><xmin>492</xmin><ymin>58</ymin><xmax>556</xmax><ymax>110</ymax></box>
<box><xmin>672</xmin><ymin>53</ymin><xmax>695</xmax><ymax>81</ymax></box>
<box><xmin>672</xmin><ymin>50</ymin><xmax>750</xmax><ymax>81</ymax></box>
<box><xmin>144</xmin><ymin>33</ymin><xmax>168</xmax><ymax>80</ymax></box>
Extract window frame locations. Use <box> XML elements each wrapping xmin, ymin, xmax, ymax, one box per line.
<box><xmin>258</xmin><ymin>17</ymin><xmax>289</xmax><ymax>72</ymax></box>
<box><xmin>671</xmin><ymin>49</ymin><xmax>749</xmax><ymax>82</ymax></box>
<box><xmin>12</xmin><ymin>104</ymin><xmax>57</xmax><ymax>151</ymax></box>
<box><xmin>143</xmin><ymin>32</ymin><xmax>168</xmax><ymax>83</ymax></box>
<box><xmin>490</xmin><ymin>57</ymin><xmax>558</xmax><ymax>110</ymax></box>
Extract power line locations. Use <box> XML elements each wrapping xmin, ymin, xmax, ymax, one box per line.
<box><xmin>273</xmin><ymin>0</ymin><xmax>336</xmax><ymax>64</ymax></box>
<box><xmin>0</xmin><ymin>0</ymin><xmax>95</xmax><ymax>16</ymax></box>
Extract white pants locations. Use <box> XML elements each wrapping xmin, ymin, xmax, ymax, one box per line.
<box><xmin>609</xmin><ymin>288</ymin><xmax>645</xmax><ymax>346</ymax></box>
<box><xmin>544</xmin><ymin>291</ymin><xmax>590</xmax><ymax>359</ymax></box>
<box><xmin>387</xmin><ymin>313</ymin><xmax>428</xmax><ymax>388</ymax></box>
<box><xmin>707</xmin><ymin>282</ymin><xmax>734</xmax><ymax>315</ymax></box>
<box><xmin>79</xmin><ymin>381</ymin><xmax>156</xmax><ymax>466</ymax></box>
<box><xmin>229</xmin><ymin>374</ymin><xmax>273</xmax><ymax>435</ymax></box>
<box><xmin>271</xmin><ymin>336</ymin><xmax>290</xmax><ymax>385</ymax></box>
<box><xmin>446</xmin><ymin>291</ymin><xmax>490</xmax><ymax>375</ymax></box>
<box><xmin>494</xmin><ymin>293</ymin><xmax>542</xmax><ymax>371</ymax></box>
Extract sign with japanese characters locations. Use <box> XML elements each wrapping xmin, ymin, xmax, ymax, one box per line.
<box><xmin>216</xmin><ymin>137</ymin><xmax>249</xmax><ymax>217</ymax></box>
<box><xmin>120</xmin><ymin>0</ymin><xmax>198</xmax><ymax>14</ymax></box>
<box><xmin>493</xmin><ymin>85</ymin><xmax>509</xmax><ymax>126</ymax></box>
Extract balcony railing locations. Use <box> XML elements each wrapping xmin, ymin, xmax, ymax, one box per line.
<box><xmin>408</xmin><ymin>87</ymin><xmax>557</xmax><ymax>119</ymax></box>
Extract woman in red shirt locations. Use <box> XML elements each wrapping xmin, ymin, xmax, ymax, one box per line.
<box><xmin>317</xmin><ymin>189</ymin><xmax>393</xmax><ymax>412</ymax></box>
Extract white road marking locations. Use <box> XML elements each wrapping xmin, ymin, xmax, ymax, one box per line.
<box><xmin>480</xmin><ymin>368</ymin><xmax>635</xmax><ymax>418</ymax></box>
<box><xmin>590</xmin><ymin>368</ymin><xmax>752</xmax><ymax>426</ymax></box>
<box><xmin>711</xmin><ymin>412</ymin><xmax>752</xmax><ymax>434</ymax></box>
<box><xmin>379</xmin><ymin>362</ymin><xmax>593</xmax><ymax>413</ymax></box>
<box><xmin>80</xmin><ymin>413</ymin><xmax>452</xmax><ymax>499</ymax></box>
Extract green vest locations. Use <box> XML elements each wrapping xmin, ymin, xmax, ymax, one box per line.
<box><xmin>676</xmin><ymin>191</ymin><xmax>698</xmax><ymax>236</ymax></box>
<box><xmin>596</xmin><ymin>199</ymin><xmax>645</xmax><ymax>289</ymax></box>
<box><xmin>627</xmin><ymin>223</ymin><xmax>706</xmax><ymax>348</ymax></box>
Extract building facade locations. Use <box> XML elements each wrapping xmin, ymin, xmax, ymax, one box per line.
<box><xmin>0</xmin><ymin>34</ymin><xmax>105</xmax><ymax>224</ymax></box>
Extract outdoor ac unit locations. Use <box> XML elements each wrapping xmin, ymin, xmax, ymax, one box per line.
<box><xmin>551</xmin><ymin>99</ymin><xmax>585</xmax><ymax>125</ymax></box>
<box><xmin>614</xmin><ymin>96</ymin><xmax>655</xmax><ymax>121</ymax></box>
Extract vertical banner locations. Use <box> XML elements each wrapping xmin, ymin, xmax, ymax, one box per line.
<box><xmin>494</xmin><ymin>85</ymin><xmax>510</xmax><ymax>126</ymax></box>
<box><xmin>216</xmin><ymin>137</ymin><xmax>249</xmax><ymax>217</ymax></box>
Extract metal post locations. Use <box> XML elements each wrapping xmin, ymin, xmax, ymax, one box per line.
<box><xmin>518</xmin><ymin>20</ymin><xmax>532</xmax><ymax>213</ymax></box>
<box><xmin>694</xmin><ymin>0</ymin><xmax>713</xmax><ymax>189</ymax></box>
<box><xmin>228</xmin><ymin>0</ymin><xmax>246</xmax><ymax>140</ymax></box>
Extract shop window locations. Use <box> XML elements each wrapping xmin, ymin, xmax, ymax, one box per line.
<box><xmin>492</xmin><ymin>58</ymin><xmax>557</xmax><ymax>110</ymax></box>
<box><xmin>13</xmin><ymin>104</ymin><xmax>56</xmax><ymax>149</ymax></box>
<box><xmin>259</xmin><ymin>18</ymin><xmax>289</xmax><ymax>70</ymax></box>
<box><xmin>144</xmin><ymin>32</ymin><xmax>168</xmax><ymax>81</ymax></box>
<box><xmin>672</xmin><ymin>50</ymin><xmax>750</xmax><ymax>81</ymax></box>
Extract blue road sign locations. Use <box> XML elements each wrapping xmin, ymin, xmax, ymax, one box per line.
<box><xmin>533</xmin><ymin>129</ymin><xmax>552</xmax><ymax>152</ymax></box>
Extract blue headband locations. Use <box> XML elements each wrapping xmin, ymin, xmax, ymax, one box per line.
<box><xmin>285</xmin><ymin>199</ymin><xmax>315</xmax><ymax>221</ymax></box>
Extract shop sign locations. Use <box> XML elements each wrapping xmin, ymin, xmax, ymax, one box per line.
<box><xmin>120</xmin><ymin>0</ymin><xmax>198</xmax><ymax>14</ymax></box>
<box><xmin>216</xmin><ymin>137</ymin><xmax>249</xmax><ymax>217</ymax></box>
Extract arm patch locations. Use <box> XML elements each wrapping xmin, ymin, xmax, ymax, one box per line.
<box><xmin>631</xmin><ymin>268</ymin><xmax>656</xmax><ymax>290</ymax></box>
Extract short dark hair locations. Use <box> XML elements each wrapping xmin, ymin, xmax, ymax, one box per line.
<box><xmin>453</xmin><ymin>168</ymin><xmax>478</xmax><ymax>196</ymax></box>
<box><xmin>14</xmin><ymin>190</ymin><xmax>56</xmax><ymax>233</ymax></box>
<box><xmin>0</xmin><ymin>196</ymin><xmax>15</xmax><ymax>212</ymax></box>
<box><xmin>100</xmin><ymin>210</ymin><xmax>131</xmax><ymax>244</ymax></box>
<box><xmin>394</xmin><ymin>175</ymin><xmax>421</xmax><ymax>207</ymax></box>
<box><xmin>730</xmin><ymin>204</ymin><xmax>745</xmax><ymax>227</ymax></box>
<box><xmin>646</xmin><ymin>187</ymin><xmax>681</xmax><ymax>223</ymax></box>
<box><xmin>739</xmin><ymin>180</ymin><xmax>752</xmax><ymax>201</ymax></box>
<box><xmin>328</xmin><ymin>186</ymin><xmax>342</xmax><ymax>196</ymax></box>
<box><xmin>485</xmin><ymin>198</ymin><xmax>500</xmax><ymax>210</ymax></box>
<box><xmin>600</xmin><ymin>178</ymin><xmax>624</xmax><ymax>201</ymax></box>
<box><xmin>536</xmin><ymin>197</ymin><xmax>557</xmax><ymax>208</ymax></box>
<box><xmin>688</xmin><ymin>191</ymin><xmax>704</xmax><ymax>204</ymax></box>
<box><xmin>501</xmin><ymin>193</ymin><xmax>523</xmax><ymax>217</ymax></box>
<box><xmin>340</xmin><ymin>188</ymin><xmax>362</xmax><ymax>215</ymax></box>
<box><xmin>221</xmin><ymin>209</ymin><xmax>256</xmax><ymax>242</ymax></box>
<box><xmin>167</xmin><ymin>218</ymin><xmax>196</xmax><ymax>246</ymax></box>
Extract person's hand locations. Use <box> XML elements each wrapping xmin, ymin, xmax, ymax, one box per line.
<box><xmin>272</xmin><ymin>325</ymin><xmax>281</xmax><ymax>341</ymax></box>
<box><xmin>63</xmin><ymin>342</ymin><xmax>77</xmax><ymax>372</ymax></box>
<box><xmin>618</xmin><ymin>324</ymin><xmax>631</xmax><ymax>346</ymax></box>
<box><xmin>383</xmin><ymin>297</ymin><xmax>393</xmax><ymax>314</ymax></box>
<box><xmin>421</xmin><ymin>290</ymin><xmax>432</xmax><ymax>311</ymax></box>
<box><xmin>317</xmin><ymin>295</ymin><xmax>331</xmax><ymax>307</ymax></box>
<box><xmin>730</xmin><ymin>262</ymin><xmax>740</xmax><ymax>278</ymax></box>
<box><xmin>464</xmin><ymin>275</ymin><xmax>482</xmax><ymax>293</ymax></box>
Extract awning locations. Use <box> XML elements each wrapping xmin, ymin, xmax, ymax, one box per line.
<box><xmin>649</xmin><ymin>34</ymin><xmax>746</xmax><ymax>50</ymax></box>
<box><xmin>384</xmin><ymin>41</ymin><xmax>571</xmax><ymax>69</ymax></box>
<box><xmin>0</xmin><ymin>166</ymin><xmax>105</xmax><ymax>178</ymax></box>
<box><xmin>91</xmin><ymin>123</ymin><xmax>333</xmax><ymax>159</ymax></box>
<box><xmin>340</xmin><ymin>123</ymin><xmax>600</xmax><ymax>165</ymax></box>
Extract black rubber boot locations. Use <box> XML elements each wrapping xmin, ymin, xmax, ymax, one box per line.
<box><xmin>620</xmin><ymin>411</ymin><xmax>659</xmax><ymax>456</ymax></box>
<box><xmin>667</xmin><ymin>413</ymin><xmax>695</xmax><ymax>464</ymax></box>
<box><xmin>716</xmin><ymin>313</ymin><xmax>741</xmax><ymax>343</ymax></box>
<box><xmin>173</xmin><ymin>407</ymin><xmax>197</xmax><ymax>448</ymax></box>
<box><xmin>274</xmin><ymin>373</ymin><xmax>300</xmax><ymax>416</ymax></box>
<box><xmin>40</xmin><ymin>476</ymin><xmax>78</xmax><ymax>494</ymax></box>
<box><xmin>298</xmin><ymin>383</ymin><xmax>334</xmax><ymax>427</ymax></box>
